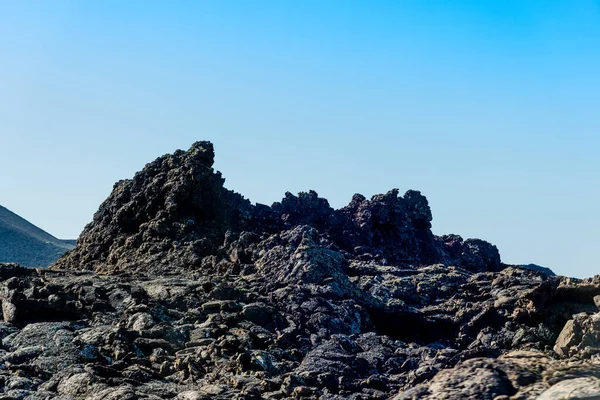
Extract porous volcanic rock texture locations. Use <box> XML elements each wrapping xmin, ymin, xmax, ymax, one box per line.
<box><xmin>55</xmin><ymin>141</ymin><xmax>500</xmax><ymax>276</ymax></box>
<box><xmin>0</xmin><ymin>142</ymin><xmax>597</xmax><ymax>400</ymax></box>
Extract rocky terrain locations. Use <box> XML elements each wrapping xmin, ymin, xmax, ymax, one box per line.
<box><xmin>0</xmin><ymin>205</ymin><xmax>74</xmax><ymax>268</ymax></box>
<box><xmin>0</xmin><ymin>141</ymin><xmax>599</xmax><ymax>399</ymax></box>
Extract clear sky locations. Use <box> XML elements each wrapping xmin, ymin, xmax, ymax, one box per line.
<box><xmin>1</xmin><ymin>1</ymin><xmax>599</xmax><ymax>278</ymax></box>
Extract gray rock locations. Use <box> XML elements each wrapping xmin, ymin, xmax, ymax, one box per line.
<box><xmin>0</xmin><ymin>142</ymin><xmax>597</xmax><ymax>400</ymax></box>
<box><xmin>554</xmin><ymin>319</ymin><xmax>583</xmax><ymax>357</ymax></box>
<box><xmin>538</xmin><ymin>377</ymin><xmax>600</xmax><ymax>399</ymax></box>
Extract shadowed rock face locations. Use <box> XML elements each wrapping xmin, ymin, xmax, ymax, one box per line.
<box><xmin>55</xmin><ymin>142</ymin><xmax>253</xmax><ymax>275</ymax></box>
<box><xmin>1</xmin><ymin>142</ymin><xmax>597</xmax><ymax>400</ymax></box>
<box><xmin>54</xmin><ymin>141</ymin><xmax>500</xmax><ymax>275</ymax></box>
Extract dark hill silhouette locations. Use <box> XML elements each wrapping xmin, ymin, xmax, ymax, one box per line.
<box><xmin>519</xmin><ymin>263</ymin><xmax>556</xmax><ymax>276</ymax></box>
<box><xmin>0</xmin><ymin>205</ymin><xmax>74</xmax><ymax>267</ymax></box>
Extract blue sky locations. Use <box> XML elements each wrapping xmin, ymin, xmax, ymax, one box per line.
<box><xmin>1</xmin><ymin>1</ymin><xmax>599</xmax><ymax>277</ymax></box>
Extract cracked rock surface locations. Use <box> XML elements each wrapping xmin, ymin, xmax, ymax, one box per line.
<box><xmin>0</xmin><ymin>142</ymin><xmax>598</xmax><ymax>399</ymax></box>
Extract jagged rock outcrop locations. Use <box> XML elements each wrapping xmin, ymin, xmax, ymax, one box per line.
<box><xmin>55</xmin><ymin>141</ymin><xmax>500</xmax><ymax>275</ymax></box>
<box><xmin>0</xmin><ymin>141</ymin><xmax>597</xmax><ymax>399</ymax></box>
<box><xmin>56</xmin><ymin>142</ymin><xmax>252</xmax><ymax>275</ymax></box>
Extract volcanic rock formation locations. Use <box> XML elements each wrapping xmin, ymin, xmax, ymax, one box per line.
<box><xmin>0</xmin><ymin>142</ymin><xmax>599</xmax><ymax>400</ymax></box>
<box><xmin>56</xmin><ymin>141</ymin><xmax>500</xmax><ymax>276</ymax></box>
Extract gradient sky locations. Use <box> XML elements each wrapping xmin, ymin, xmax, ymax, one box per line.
<box><xmin>1</xmin><ymin>1</ymin><xmax>599</xmax><ymax>277</ymax></box>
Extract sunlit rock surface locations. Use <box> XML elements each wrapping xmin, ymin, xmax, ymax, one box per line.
<box><xmin>0</xmin><ymin>142</ymin><xmax>596</xmax><ymax>399</ymax></box>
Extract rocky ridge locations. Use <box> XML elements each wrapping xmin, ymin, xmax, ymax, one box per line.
<box><xmin>0</xmin><ymin>205</ymin><xmax>74</xmax><ymax>268</ymax></box>
<box><xmin>0</xmin><ymin>142</ymin><xmax>598</xmax><ymax>399</ymax></box>
<box><xmin>56</xmin><ymin>142</ymin><xmax>502</xmax><ymax>277</ymax></box>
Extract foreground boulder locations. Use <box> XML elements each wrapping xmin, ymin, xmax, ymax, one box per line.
<box><xmin>0</xmin><ymin>142</ymin><xmax>596</xmax><ymax>399</ymax></box>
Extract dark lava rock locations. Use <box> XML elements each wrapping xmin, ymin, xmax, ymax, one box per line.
<box><xmin>55</xmin><ymin>141</ymin><xmax>500</xmax><ymax>275</ymax></box>
<box><xmin>56</xmin><ymin>141</ymin><xmax>253</xmax><ymax>275</ymax></box>
<box><xmin>0</xmin><ymin>142</ymin><xmax>596</xmax><ymax>399</ymax></box>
